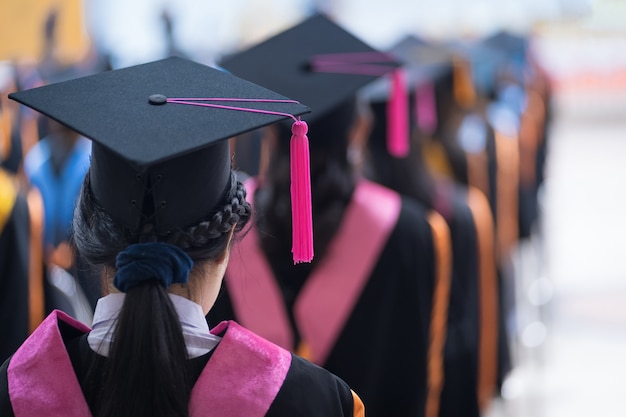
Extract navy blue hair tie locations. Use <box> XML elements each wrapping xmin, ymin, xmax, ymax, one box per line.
<box><xmin>114</xmin><ymin>243</ymin><xmax>194</xmax><ymax>293</ymax></box>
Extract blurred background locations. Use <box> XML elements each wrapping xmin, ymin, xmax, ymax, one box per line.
<box><xmin>1</xmin><ymin>1</ymin><xmax>625</xmax><ymax>415</ymax></box>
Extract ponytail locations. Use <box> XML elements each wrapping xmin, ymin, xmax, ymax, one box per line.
<box><xmin>89</xmin><ymin>282</ymin><xmax>191</xmax><ymax>417</ymax></box>
<box><xmin>88</xmin><ymin>243</ymin><xmax>194</xmax><ymax>417</ymax></box>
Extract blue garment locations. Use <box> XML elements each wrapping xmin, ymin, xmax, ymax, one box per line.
<box><xmin>24</xmin><ymin>137</ymin><xmax>91</xmax><ymax>249</ymax></box>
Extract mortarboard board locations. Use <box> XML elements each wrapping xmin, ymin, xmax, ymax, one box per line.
<box><xmin>219</xmin><ymin>14</ymin><xmax>404</xmax><ymax>150</ymax></box>
<box><xmin>9</xmin><ymin>57</ymin><xmax>310</xmax><ymax>254</ymax></box>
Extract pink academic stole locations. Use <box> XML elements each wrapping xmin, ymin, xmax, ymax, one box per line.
<box><xmin>190</xmin><ymin>320</ymin><xmax>291</xmax><ymax>417</ymax></box>
<box><xmin>226</xmin><ymin>178</ymin><xmax>401</xmax><ymax>365</ymax></box>
<box><xmin>8</xmin><ymin>312</ymin><xmax>289</xmax><ymax>417</ymax></box>
<box><xmin>8</xmin><ymin>311</ymin><xmax>92</xmax><ymax>417</ymax></box>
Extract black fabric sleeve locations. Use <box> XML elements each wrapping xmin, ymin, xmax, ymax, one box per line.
<box><xmin>0</xmin><ymin>195</ymin><xmax>31</xmax><ymax>364</ymax></box>
<box><xmin>0</xmin><ymin>357</ymin><xmax>16</xmax><ymax>417</ymax></box>
<box><xmin>439</xmin><ymin>190</ymin><xmax>480</xmax><ymax>417</ymax></box>
<box><xmin>267</xmin><ymin>354</ymin><xmax>356</xmax><ymax>417</ymax></box>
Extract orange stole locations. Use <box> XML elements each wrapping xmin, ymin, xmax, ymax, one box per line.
<box><xmin>466</xmin><ymin>187</ymin><xmax>499</xmax><ymax>410</ymax></box>
<box><xmin>26</xmin><ymin>188</ymin><xmax>45</xmax><ymax>333</ymax></box>
<box><xmin>424</xmin><ymin>211</ymin><xmax>452</xmax><ymax>417</ymax></box>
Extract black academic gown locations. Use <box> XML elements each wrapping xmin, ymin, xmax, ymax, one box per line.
<box><xmin>0</xmin><ymin>311</ymin><xmax>362</xmax><ymax>417</ymax></box>
<box><xmin>0</xmin><ymin>186</ymin><xmax>31</xmax><ymax>363</ymax></box>
<box><xmin>209</xmin><ymin>179</ymin><xmax>450</xmax><ymax>417</ymax></box>
<box><xmin>451</xmin><ymin>113</ymin><xmax>513</xmax><ymax>393</ymax></box>
<box><xmin>432</xmin><ymin>178</ymin><xmax>481</xmax><ymax>417</ymax></box>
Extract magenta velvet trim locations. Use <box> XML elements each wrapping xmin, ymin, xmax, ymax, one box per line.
<box><xmin>8</xmin><ymin>310</ymin><xmax>92</xmax><ymax>417</ymax></box>
<box><xmin>190</xmin><ymin>321</ymin><xmax>291</xmax><ymax>417</ymax></box>
<box><xmin>226</xmin><ymin>178</ymin><xmax>294</xmax><ymax>350</ymax></box>
<box><xmin>294</xmin><ymin>179</ymin><xmax>401</xmax><ymax>364</ymax></box>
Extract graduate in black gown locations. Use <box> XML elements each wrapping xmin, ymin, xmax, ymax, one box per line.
<box><xmin>0</xmin><ymin>162</ymin><xmax>45</xmax><ymax>364</ymax></box>
<box><xmin>0</xmin><ymin>57</ymin><xmax>363</xmax><ymax>417</ymax></box>
<box><xmin>480</xmin><ymin>30</ymin><xmax>553</xmax><ymax>241</ymax></box>
<box><xmin>207</xmin><ymin>14</ymin><xmax>453</xmax><ymax>417</ymax></box>
<box><xmin>0</xmin><ymin>63</ymin><xmax>45</xmax><ymax>363</ymax></box>
<box><xmin>403</xmin><ymin>38</ymin><xmax>517</xmax><ymax>392</ymax></box>
<box><xmin>361</xmin><ymin>34</ymin><xmax>500</xmax><ymax>417</ymax></box>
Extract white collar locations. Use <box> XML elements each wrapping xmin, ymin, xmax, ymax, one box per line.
<box><xmin>87</xmin><ymin>293</ymin><xmax>221</xmax><ymax>358</ymax></box>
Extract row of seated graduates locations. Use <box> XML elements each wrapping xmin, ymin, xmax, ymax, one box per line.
<box><xmin>360</xmin><ymin>30</ymin><xmax>552</xmax><ymax>416</ymax></box>
<box><xmin>0</xmin><ymin>38</ymin><xmax>110</xmax><ymax>363</ymax></box>
<box><xmin>228</xmin><ymin>25</ymin><xmax>552</xmax><ymax>417</ymax></box>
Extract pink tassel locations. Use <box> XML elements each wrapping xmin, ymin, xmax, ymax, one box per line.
<box><xmin>386</xmin><ymin>69</ymin><xmax>410</xmax><ymax>158</ymax></box>
<box><xmin>290</xmin><ymin>120</ymin><xmax>314</xmax><ymax>263</ymax></box>
<box><xmin>415</xmin><ymin>81</ymin><xmax>438</xmax><ymax>136</ymax></box>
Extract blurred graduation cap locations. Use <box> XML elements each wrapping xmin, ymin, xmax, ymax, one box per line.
<box><xmin>362</xmin><ymin>35</ymin><xmax>455</xmax><ymax>100</ymax></box>
<box><xmin>219</xmin><ymin>14</ymin><xmax>407</xmax><ymax>155</ymax></box>
<box><xmin>361</xmin><ymin>35</ymin><xmax>455</xmax><ymax>149</ymax></box>
<box><xmin>444</xmin><ymin>39</ymin><xmax>509</xmax><ymax>100</ymax></box>
<box><xmin>482</xmin><ymin>31</ymin><xmax>528</xmax><ymax>62</ymax></box>
<box><xmin>480</xmin><ymin>30</ymin><xmax>529</xmax><ymax>85</ymax></box>
<box><xmin>9</xmin><ymin>57</ymin><xmax>311</xmax><ymax>257</ymax></box>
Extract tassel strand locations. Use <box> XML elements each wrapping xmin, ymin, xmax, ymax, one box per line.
<box><xmin>290</xmin><ymin>120</ymin><xmax>314</xmax><ymax>263</ymax></box>
<box><xmin>387</xmin><ymin>69</ymin><xmax>410</xmax><ymax>158</ymax></box>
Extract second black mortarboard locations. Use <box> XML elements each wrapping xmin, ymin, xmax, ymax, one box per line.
<box><xmin>361</xmin><ymin>36</ymin><xmax>455</xmax><ymax>151</ymax></box>
<box><xmin>220</xmin><ymin>14</ymin><xmax>399</xmax><ymax>122</ymax></box>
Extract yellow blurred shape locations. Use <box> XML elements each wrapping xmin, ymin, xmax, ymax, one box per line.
<box><xmin>0</xmin><ymin>0</ymin><xmax>89</xmax><ymax>64</ymax></box>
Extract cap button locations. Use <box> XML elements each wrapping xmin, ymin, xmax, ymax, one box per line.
<box><xmin>149</xmin><ymin>94</ymin><xmax>167</xmax><ymax>105</ymax></box>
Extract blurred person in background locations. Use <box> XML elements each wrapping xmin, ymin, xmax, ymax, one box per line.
<box><xmin>0</xmin><ymin>60</ymin><xmax>45</xmax><ymax>363</ymax></box>
<box><xmin>20</xmin><ymin>9</ymin><xmax>107</xmax><ymax>320</ymax></box>
<box><xmin>361</xmin><ymin>34</ymin><xmax>500</xmax><ymax>417</ymax></box>
<box><xmin>408</xmin><ymin>38</ymin><xmax>520</xmax><ymax>393</ymax></box>
<box><xmin>208</xmin><ymin>14</ymin><xmax>453</xmax><ymax>417</ymax></box>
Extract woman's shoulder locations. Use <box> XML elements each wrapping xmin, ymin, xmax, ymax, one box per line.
<box><xmin>268</xmin><ymin>354</ymin><xmax>361</xmax><ymax>417</ymax></box>
<box><xmin>207</xmin><ymin>322</ymin><xmax>361</xmax><ymax>417</ymax></box>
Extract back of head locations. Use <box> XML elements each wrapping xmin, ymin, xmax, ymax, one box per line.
<box><xmin>219</xmin><ymin>13</ymin><xmax>400</xmax><ymax>269</ymax></box>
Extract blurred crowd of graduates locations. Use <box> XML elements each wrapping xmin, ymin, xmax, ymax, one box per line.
<box><xmin>0</xmin><ymin>4</ymin><xmax>552</xmax><ymax>416</ymax></box>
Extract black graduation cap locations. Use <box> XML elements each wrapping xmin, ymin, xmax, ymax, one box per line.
<box><xmin>444</xmin><ymin>40</ymin><xmax>509</xmax><ymax>98</ymax></box>
<box><xmin>362</xmin><ymin>36</ymin><xmax>455</xmax><ymax>104</ymax></box>
<box><xmin>219</xmin><ymin>14</ymin><xmax>399</xmax><ymax>124</ymax></box>
<box><xmin>480</xmin><ymin>31</ymin><xmax>529</xmax><ymax>85</ymax></box>
<box><xmin>361</xmin><ymin>36</ymin><xmax>454</xmax><ymax>151</ymax></box>
<box><xmin>482</xmin><ymin>30</ymin><xmax>528</xmax><ymax>61</ymax></box>
<box><xmin>9</xmin><ymin>56</ymin><xmax>310</xmax><ymax>240</ymax></box>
